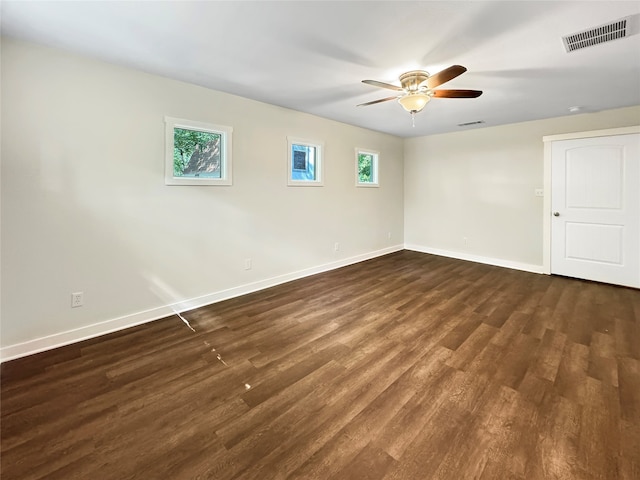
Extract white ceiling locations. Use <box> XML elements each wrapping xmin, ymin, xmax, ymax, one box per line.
<box><xmin>2</xmin><ymin>1</ymin><xmax>640</xmax><ymax>138</ymax></box>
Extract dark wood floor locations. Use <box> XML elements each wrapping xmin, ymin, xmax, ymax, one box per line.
<box><xmin>1</xmin><ymin>251</ymin><xmax>639</xmax><ymax>479</ymax></box>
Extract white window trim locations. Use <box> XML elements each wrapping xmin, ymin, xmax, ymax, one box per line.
<box><xmin>165</xmin><ymin>116</ymin><xmax>233</xmax><ymax>186</ymax></box>
<box><xmin>355</xmin><ymin>148</ymin><xmax>379</xmax><ymax>187</ymax></box>
<box><xmin>287</xmin><ymin>136</ymin><xmax>324</xmax><ymax>186</ymax></box>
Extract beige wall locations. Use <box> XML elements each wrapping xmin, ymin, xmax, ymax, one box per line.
<box><xmin>404</xmin><ymin>105</ymin><xmax>640</xmax><ymax>270</ymax></box>
<box><xmin>0</xmin><ymin>38</ymin><xmax>404</xmax><ymax>355</ymax></box>
<box><xmin>3</xmin><ymin>36</ymin><xmax>639</xmax><ymax>359</ymax></box>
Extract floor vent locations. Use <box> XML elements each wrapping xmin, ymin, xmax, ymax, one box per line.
<box><xmin>563</xmin><ymin>14</ymin><xmax>639</xmax><ymax>52</ymax></box>
<box><xmin>457</xmin><ymin>120</ymin><xmax>485</xmax><ymax>127</ymax></box>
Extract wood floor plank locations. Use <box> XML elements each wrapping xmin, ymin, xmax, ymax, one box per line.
<box><xmin>226</xmin><ymin>351</ymin><xmax>408</xmax><ymax>479</ymax></box>
<box><xmin>618</xmin><ymin>357</ymin><xmax>640</xmax><ymax>424</ymax></box>
<box><xmin>372</xmin><ymin>347</ymin><xmax>456</xmax><ymax>460</ymax></box>
<box><xmin>1</xmin><ymin>250</ymin><xmax>638</xmax><ymax>479</ymax></box>
<box><xmin>438</xmin><ymin>311</ymin><xmax>483</xmax><ymax>351</ymax></box>
<box><xmin>576</xmin><ymin>377</ymin><xmax>621</xmax><ymax>479</ymax></box>
<box><xmin>527</xmin><ymin>327</ymin><xmax>567</xmax><ymax>382</ymax></box>
<box><xmin>381</xmin><ymin>401</ymin><xmax>474</xmax><ymax>479</ymax></box>
<box><xmin>286</xmin><ymin>348</ymin><xmax>448</xmax><ymax>479</ymax></box>
<box><xmin>208</xmin><ymin>361</ymin><xmax>349</xmax><ymax>479</ymax></box>
<box><xmin>241</xmin><ymin>343</ymin><xmax>350</xmax><ymax>408</ymax></box>
<box><xmin>223</xmin><ymin>341</ymin><xmax>426</xmax><ymax>479</ymax></box>
<box><xmin>330</xmin><ymin>443</ymin><xmax>396</xmax><ymax>480</ymax></box>
<box><xmin>525</xmin><ymin>393</ymin><xmax>583</xmax><ymax>480</ymax></box>
<box><xmin>491</xmin><ymin>333</ymin><xmax>541</xmax><ymax>390</ymax></box>
<box><xmin>614</xmin><ymin>317</ymin><xmax>640</xmax><ymax>360</ymax></box>
<box><xmin>517</xmin><ymin>371</ymin><xmax>554</xmax><ymax>406</ymax></box>
<box><xmin>430</xmin><ymin>385</ymin><xmax>537</xmax><ymax>480</ymax></box>
<box><xmin>619</xmin><ymin>419</ymin><xmax>640</xmax><ymax>480</ymax></box>
<box><xmin>553</xmin><ymin>340</ymin><xmax>591</xmax><ymax>405</ymax></box>
<box><xmin>445</xmin><ymin>322</ymin><xmax>499</xmax><ymax>371</ymax></box>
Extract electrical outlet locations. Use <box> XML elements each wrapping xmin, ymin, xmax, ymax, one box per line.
<box><xmin>71</xmin><ymin>292</ymin><xmax>83</xmax><ymax>308</ymax></box>
<box><xmin>244</xmin><ymin>258</ymin><xmax>252</xmax><ymax>270</ymax></box>
<box><xmin>535</xmin><ymin>188</ymin><xmax>544</xmax><ymax>197</ymax></box>
<box><xmin>388</xmin><ymin>232</ymin><xmax>392</xmax><ymax>240</ymax></box>
<box><xmin>463</xmin><ymin>237</ymin><xmax>468</xmax><ymax>246</ymax></box>
<box><xmin>334</xmin><ymin>242</ymin><xmax>340</xmax><ymax>252</ymax></box>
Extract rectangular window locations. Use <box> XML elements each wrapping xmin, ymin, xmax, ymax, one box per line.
<box><xmin>288</xmin><ymin>137</ymin><xmax>324</xmax><ymax>186</ymax></box>
<box><xmin>356</xmin><ymin>148</ymin><xmax>379</xmax><ymax>187</ymax></box>
<box><xmin>165</xmin><ymin>117</ymin><xmax>233</xmax><ymax>185</ymax></box>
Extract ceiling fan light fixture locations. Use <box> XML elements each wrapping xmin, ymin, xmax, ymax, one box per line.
<box><xmin>398</xmin><ymin>93</ymin><xmax>431</xmax><ymax>113</ymax></box>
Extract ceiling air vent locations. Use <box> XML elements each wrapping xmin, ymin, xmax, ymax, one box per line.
<box><xmin>562</xmin><ymin>14</ymin><xmax>640</xmax><ymax>52</ymax></box>
<box><xmin>457</xmin><ymin>120</ymin><xmax>485</xmax><ymax>127</ymax></box>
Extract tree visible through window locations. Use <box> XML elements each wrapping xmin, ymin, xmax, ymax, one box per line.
<box><xmin>173</xmin><ymin>128</ymin><xmax>222</xmax><ymax>178</ymax></box>
<box><xmin>358</xmin><ymin>153</ymin><xmax>373</xmax><ymax>183</ymax></box>
<box><xmin>356</xmin><ymin>149</ymin><xmax>379</xmax><ymax>186</ymax></box>
<box><xmin>165</xmin><ymin>117</ymin><xmax>233</xmax><ymax>186</ymax></box>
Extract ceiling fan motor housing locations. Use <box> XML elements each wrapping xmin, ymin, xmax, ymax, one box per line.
<box><xmin>399</xmin><ymin>70</ymin><xmax>430</xmax><ymax>91</ymax></box>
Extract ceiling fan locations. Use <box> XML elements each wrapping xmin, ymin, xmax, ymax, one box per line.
<box><xmin>358</xmin><ymin>65</ymin><xmax>482</xmax><ymax>123</ymax></box>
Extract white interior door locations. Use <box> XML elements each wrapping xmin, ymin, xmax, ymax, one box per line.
<box><xmin>551</xmin><ymin>133</ymin><xmax>640</xmax><ymax>288</ymax></box>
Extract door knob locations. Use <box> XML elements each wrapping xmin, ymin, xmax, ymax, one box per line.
<box><xmin>553</xmin><ymin>212</ymin><xmax>560</xmax><ymax>217</ymax></box>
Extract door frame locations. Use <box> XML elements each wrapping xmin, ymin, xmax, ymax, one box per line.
<box><xmin>542</xmin><ymin>125</ymin><xmax>640</xmax><ymax>275</ymax></box>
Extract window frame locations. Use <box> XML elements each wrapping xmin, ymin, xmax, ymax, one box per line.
<box><xmin>287</xmin><ymin>137</ymin><xmax>324</xmax><ymax>187</ymax></box>
<box><xmin>165</xmin><ymin>116</ymin><xmax>233</xmax><ymax>186</ymax></box>
<box><xmin>355</xmin><ymin>148</ymin><xmax>379</xmax><ymax>187</ymax></box>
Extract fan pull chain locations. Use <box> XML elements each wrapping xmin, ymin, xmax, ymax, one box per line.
<box><xmin>411</xmin><ymin>111</ymin><xmax>416</xmax><ymax>127</ymax></box>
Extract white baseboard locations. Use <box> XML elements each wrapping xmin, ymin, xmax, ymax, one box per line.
<box><xmin>404</xmin><ymin>244</ymin><xmax>546</xmax><ymax>275</ymax></box>
<box><xmin>0</xmin><ymin>245</ymin><xmax>404</xmax><ymax>363</ymax></box>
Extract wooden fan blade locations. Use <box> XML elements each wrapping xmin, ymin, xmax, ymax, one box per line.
<box><xmin>432</xmin><ymin>89</ymin><xmax>483</xmax><ymax>98</ymax></box>
<box><xmin>357</xmin><ymin>95</ymin><xmax>399</xmax><ymax>106</ymax></box>
<box><xmin>362</xmin><ymin>79</ymin><xmax>404</xmax><ymax>91</ymax></box>
<box><xmin>426</xmin><ymin>65</ymin><xmax>467</xmax><ymax>89</ymax></box>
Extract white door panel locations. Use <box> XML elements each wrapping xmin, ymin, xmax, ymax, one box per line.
<box><xmin>565</xmin><ymin>146</ymin><xmax>623</xmax><ymax>209</ymax></box>
<box><xmin>551</xmin><ymin>133</ymin><xmax>639</xmax><ymax>288</ymax></box>
<box><xmin>565</xmin><ymin>222</ymin><xmax>623</xmax><ymax>264</ymax></box>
